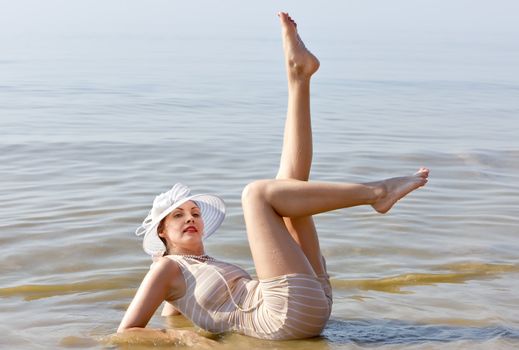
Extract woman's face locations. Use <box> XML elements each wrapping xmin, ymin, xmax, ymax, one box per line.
<box><xmin>158</xmin><ymin>200</ymin><xmax>205</xmax><ymax>253</ymax></box>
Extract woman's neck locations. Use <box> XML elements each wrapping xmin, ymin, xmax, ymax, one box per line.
<box><xmin>169</xmin><ymin>246</ymin><xmax>205</xmax><ymax>256</ymax></box>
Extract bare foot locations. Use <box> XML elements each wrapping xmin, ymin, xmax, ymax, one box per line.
<box><xmin>371</xmin><ymin>168</ymin><xmax>429</xmax><ymax>214</ymax></box>
<box><xmin>278</xmin><ymin>12</ymin><xmax>320</xmax><ymax>80</ymax></box>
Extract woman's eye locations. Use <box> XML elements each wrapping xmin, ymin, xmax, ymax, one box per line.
<box><xmin>173</xmin><ymin>213</ymin><xmax>183</xmax><ymax>218</ymax></box>
<box><xmin>193</xmin><ymin>213</ymin><xmax>200</xmax><ymax>217</ymax></box>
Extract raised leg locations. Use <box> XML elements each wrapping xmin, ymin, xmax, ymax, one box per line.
<box><xmin>243</xmin><ymin>170</ymin><xmax>429</xmax><ymax>279</ymax></box>
<box><xmin>274</xmin><ymin>12</ymin><xmax>326</xmax><ymax>277</ymax></box>
<box><xmin>276</xmin><ymin>12</ymin><xmax>318</xmax><ymax>180</ymax></box>
<box><xmin>244</xmin><ymin>13</ymin><xmax>429</xmax><ymax>280</ymax></box>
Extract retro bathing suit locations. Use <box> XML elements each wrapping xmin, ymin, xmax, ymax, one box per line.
<box><xmin>157</xmin><ymin>255</ymin><xmax>332</xmax><ymax>340</ymax></box>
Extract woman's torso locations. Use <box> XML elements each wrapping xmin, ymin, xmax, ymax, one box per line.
<box><xmin>163</xmin><ymin>255</ymin><xmax>261</xmax><ymax>334</ymax></box>
<box><xmin>159</xmin><ymin>255</ymin><xmax>332</xmax><ymax>340</ymax></box>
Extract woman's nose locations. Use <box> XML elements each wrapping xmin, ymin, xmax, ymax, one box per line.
<box><xmin>186</xmin><ymin>215</ymin><xmax>195</xmax><ymax>223</ymax></box>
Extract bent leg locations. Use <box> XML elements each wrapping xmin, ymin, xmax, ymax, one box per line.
<box><xmin>243</xmin><ymin>170</ymin><xmax>429</xmax><ymax>279</ymax></box>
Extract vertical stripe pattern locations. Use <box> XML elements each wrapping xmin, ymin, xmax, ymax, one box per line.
<box><xmin>165</xmin><ymin>256</ymin><xmax>332</xmax><ymax>340</ymax></box>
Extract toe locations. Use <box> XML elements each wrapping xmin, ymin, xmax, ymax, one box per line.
<box><xmin>415</xmin><ymin>167</ymin><xmax>429</xmax><ymax>178</ymax></box>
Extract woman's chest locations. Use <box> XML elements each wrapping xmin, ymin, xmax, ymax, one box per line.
<box><xmin>185</xmin><ymin>262</ymin><xmax>252</xmax><ymax>310</ymax></box>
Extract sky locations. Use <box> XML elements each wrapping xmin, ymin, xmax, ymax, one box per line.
<box><xmin>1</xmin><ymin>0</ymin><xmax>518</xmax><ymax>41</ymax></box>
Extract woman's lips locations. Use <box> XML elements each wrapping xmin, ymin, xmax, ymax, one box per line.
<box><xmin>183</xmin><ymin>226</ymin><xmax>198</xmax><ymax>233</ymax></box>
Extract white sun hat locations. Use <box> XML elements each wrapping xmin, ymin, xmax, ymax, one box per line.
<box><xmin>135</xmin><ymin>183</ymin><xmax>225</xmax><ymax>258</ymax></box>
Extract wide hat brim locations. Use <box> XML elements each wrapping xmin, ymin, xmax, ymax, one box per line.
<box><xmin>137</xmin><ymin>193</ymin><xmax>225</xmax><ymax>257</ymax></box>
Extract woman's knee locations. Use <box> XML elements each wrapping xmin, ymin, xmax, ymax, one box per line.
<box><xmin>241</xmin><ymin>179</ymin><xmax>272</xmax><ymax>205</ymax></box>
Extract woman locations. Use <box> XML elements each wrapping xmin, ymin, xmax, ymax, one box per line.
<box><xmin>117</xmin><ymin>12</ymin><xmax>429</xmax><ymax>343</ymax></box>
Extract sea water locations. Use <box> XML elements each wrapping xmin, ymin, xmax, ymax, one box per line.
<box><xmin>1</xmin><ymin>1</ymin><xmax>519</xmax><ymax>349</ymax></box>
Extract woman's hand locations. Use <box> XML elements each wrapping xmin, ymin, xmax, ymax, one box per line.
<box><xmin>165</xmin><ymin>329</ymin><xmax>219</xmax><ymax>348</ymax></box>
<box><xmin>105</xmin><ymin>328</ymin><xmax>218</xmax><ymax>348</ymax></box>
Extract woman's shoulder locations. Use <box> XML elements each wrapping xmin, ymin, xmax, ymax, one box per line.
<box><xmin>148</xmin><ymin>257</ymin><xmax>186</xmax><ymax>300</ymax></box>
<box><xmin>149</xmin><ymin>256</ymin><xmax>182</xmax><ymax>275</ymax></box>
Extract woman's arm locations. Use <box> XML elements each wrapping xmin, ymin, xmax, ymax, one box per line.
<box><xmin>161</xmin><ymin>301</ymin><xmax>182</xmax><ymax>316</ymax></box>
<box><xmin>117</xmin><ymin>257</ymin><xmax>184</xmax><ymax>332</ymax></box>
<box><xmin>115</xmin><ymin>258</ymin><xmax>215</xmax><ymax>346</ymax></box>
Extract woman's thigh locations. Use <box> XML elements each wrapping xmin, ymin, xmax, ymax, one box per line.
<box><xmin>241</xmin><ymin>181</ymin><xmax>315</xmax><ymax>279</ymax></box>
<box><xmin>283</xmin><ymin>216</ymin><xmax>326</xmax><ymax>276</ymax></box>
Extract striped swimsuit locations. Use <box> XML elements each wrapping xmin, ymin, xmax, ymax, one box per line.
<box><xmin>160</xmin><ymin>255</ymin><xmax>332</xmax><ymax>340</ymax></box>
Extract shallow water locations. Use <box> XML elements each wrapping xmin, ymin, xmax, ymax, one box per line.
<box><xmin>1</xmin><ymin>1</ymin><xmax>519</xmax><ymax>349</ymax></box>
